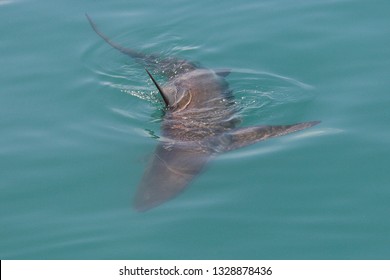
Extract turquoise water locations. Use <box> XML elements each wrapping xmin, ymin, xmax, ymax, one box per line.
<box><xmin>1</xmin><ymin>0</ymin><xmax>390</xmax><ymax>259</ymax></box>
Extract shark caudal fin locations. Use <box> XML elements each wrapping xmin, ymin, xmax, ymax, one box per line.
<box><xmin>86</xmin><ymin>14</ymin><xmax>198</xmax><ymax>77</ymax></box>
<box><xmin>86</xmin><ymin>13</ymin><xmax>153</xmax><ymax>61</ymax></box>
<box><xmin>214</xmin><ymin>121</ymin><xmax>320</xmax><ymax>152</ymax></box>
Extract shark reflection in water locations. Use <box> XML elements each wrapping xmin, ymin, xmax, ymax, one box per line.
<box><xmin>86</xmin><ymin>15</ymin><xmax>320</xmax><ymax>211</ymax></box>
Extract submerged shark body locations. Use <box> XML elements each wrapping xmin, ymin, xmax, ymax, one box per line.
<box><xmin>87</xmin><ymin>15</ymin><xmax>320</xmax><ymax>211</ymax></box>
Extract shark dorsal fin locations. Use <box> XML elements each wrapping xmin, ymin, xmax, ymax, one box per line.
<box><xmin>145</xmin><ymin>69</ymin><xmax>170</xmax><ymax>107</ymax></box>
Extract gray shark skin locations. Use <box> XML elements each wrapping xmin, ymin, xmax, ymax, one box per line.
<box><xmin>86</xmin><ymin>14</ymin><xmax>320</xmax><ymax>212</ymax></box>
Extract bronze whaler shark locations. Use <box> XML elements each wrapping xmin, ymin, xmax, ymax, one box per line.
<box><xmin>86</xmin><ymin>15</ymin><xmax>320</xmax><ymax>212</ymax></box>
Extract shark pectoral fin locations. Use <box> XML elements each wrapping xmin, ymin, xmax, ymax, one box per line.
<box><xmin>218</xmin><ymin>121</ymin><xmax>320</xmax><ymax>152</ymax></box>
<box><xmin>134</xmin><ymin>143</ymin><xmax>210</xmax><ymax>212</ymax></box>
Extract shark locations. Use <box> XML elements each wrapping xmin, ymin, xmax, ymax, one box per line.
<box><xmin>86</xmin><ymin>14</ymin><xmax>320</xmax><ymax>211</ymax></box>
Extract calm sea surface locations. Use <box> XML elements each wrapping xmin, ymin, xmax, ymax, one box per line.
<box><xmin>1</xmin><ymin>0</ymin><xmax>389</xmax><ymax>259</ymax></box>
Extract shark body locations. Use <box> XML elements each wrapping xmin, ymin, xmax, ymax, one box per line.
<box><xmin>86</xmin><ymin>15</ymin><xmax>320</xmax><ymax>211</ymax></box>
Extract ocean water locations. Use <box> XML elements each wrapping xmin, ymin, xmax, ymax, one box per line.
<box><xmin>1</xmin><ymin>0</ymin><xmax>389</xmax><ymax>259</ymax></box>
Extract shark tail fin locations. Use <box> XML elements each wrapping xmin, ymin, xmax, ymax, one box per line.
<box><xmin>86</xmin><ymin>14</ymin><xmax>199</xmax><ymax>77</ymax></box>
<box><xmin>85</xmin><ymin>13</ymin><xmax>154</xmax><ymax>61</ymax></box>
<box><xmin>217</xmin><ymin>121</ymin><xmax>320</xmax><ymax>152</ymax></box>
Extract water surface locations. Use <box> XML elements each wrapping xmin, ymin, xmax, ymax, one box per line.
<box><xmin>1</xmin><ymin>0</ymin><xmax>390</xmax><ymax>259</ymax></box>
